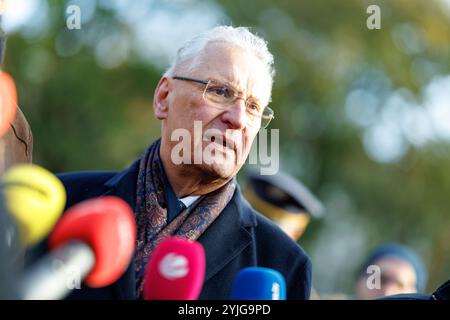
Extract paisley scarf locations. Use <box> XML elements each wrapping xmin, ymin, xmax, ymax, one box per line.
<box><xmin>134</xmin><ymin>139</ymin><xmax>236</xmax><ymax>298</ymax></box>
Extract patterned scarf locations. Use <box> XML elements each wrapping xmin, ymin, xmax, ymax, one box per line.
<box><xmin>134</xmin><ymin>139</ymin><xmax>237</xmax><ymax>298</ymax></box>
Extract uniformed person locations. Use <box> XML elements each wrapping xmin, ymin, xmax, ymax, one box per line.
<box><xmin>244</xmin><ymin>169</ymin><xmax>324</xmax><ymax>241</ymax></box>
<box><xmin>244</xmin><ymin>169</ymin><xmax>324</xmax><ymax>299</ymax></box>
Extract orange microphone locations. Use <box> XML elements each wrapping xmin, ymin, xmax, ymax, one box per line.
<box><xmin>0</xmin><ymin>70</ymin><xmax>17</xmax><ymax>138</ymax></box>
<box><xmin>0</xmin><ymin>18</ymin><xmax>17</xmax><ymax>138</ymax></box>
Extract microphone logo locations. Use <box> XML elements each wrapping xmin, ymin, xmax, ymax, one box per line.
<box><xmin>271</xmin><ymin>282</ymin><xmax>280</xmax><ymax>300</ymax></box>
<box><xmin>159</xmin><ymin>253</ymin><xmax>189</xmax><ymax>280</ymax></box>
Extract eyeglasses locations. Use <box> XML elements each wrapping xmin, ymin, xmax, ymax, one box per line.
<box><xmin>172</xmin><ymin>76</ymin><xmax>275</xmax><ymax>129</ymax></box>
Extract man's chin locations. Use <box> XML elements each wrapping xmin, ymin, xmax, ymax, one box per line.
<box><xmin>196</xmin><ymin>159</ymin><xmax>239</xmax><ymax>180</ymax></box>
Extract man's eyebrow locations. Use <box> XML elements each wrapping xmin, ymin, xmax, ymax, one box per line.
<box><xmin>212</xmin><ymin>77</ymin><xmax>245</xmax><ymax>92</ymax></box>
<box><xmin>209</xmin><ymin>75</ymin><xmax>237</xmax><ymax>88</ymax></box>
<box><xmin>210</xmin><ymin>76</ymin><xmax>266</xmax><ymax>104</ymax></box>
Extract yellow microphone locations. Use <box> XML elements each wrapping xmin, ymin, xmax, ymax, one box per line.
<box><xmin>1</xmin><ymin>164</ymin><xmax>66</xmax><ymax>246</ymax></box>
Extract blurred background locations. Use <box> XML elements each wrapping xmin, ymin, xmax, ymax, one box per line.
<box><xmin>2</xmin><ymin>0</ymin><xmax>449</xmax><ymax>296</ymax></box>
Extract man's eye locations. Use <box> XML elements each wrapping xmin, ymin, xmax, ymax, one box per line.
<box><xmin>247</xmin><ymin>101</ymin><xmax>261</xmax><ymax>112</ymax></box>
<box><xmin>210</xmin><ymin>86</ymin><xmax>233</xmax><ymax>98</ymax></box>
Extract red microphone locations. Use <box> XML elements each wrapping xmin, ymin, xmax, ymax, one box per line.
<box><xmin>143</xmin><ymin>237</ymin><xmax>205</xmax><ymax>300</ymax></box>
<box><xmin>18</xmin><ymin>196</ymin><xmax>136</xmax><ymax>299</ymax></box>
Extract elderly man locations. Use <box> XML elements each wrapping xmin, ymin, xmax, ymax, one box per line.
<box><xmin>30</xmin><ymin>26</ymin><xmax>312</xmax><ymax>300</ymax></box>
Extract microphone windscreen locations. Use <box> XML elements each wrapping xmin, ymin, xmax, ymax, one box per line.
<box><xmin>49</xmin><ymin>196</ymin><xmax>136</xmax><ymax>287</ymax></box>
<box><xmin>1</xmin><ymin>164</ymin><xmax>66</xmax><ymax>246</ymax></box>
<box><xmin>143</xmin><ymin>237</ymin><xmax>205</xmax><ymax>300</ymax></box>
<box><xmin>231</xmin><ymin>267</ymin><xmax>286</xmax><ymax>300</ymax></box>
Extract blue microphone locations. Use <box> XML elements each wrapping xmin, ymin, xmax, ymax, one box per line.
<box><xmin>231</xmin><ymin>267</ymin><xmax>286</xmax><ymax>300</ymax></box>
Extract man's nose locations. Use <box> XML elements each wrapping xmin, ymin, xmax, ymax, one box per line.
<box><xmin>221</xmin><ymin>98</ymin><xmax>247</xmax><ymax>129</ymax></box>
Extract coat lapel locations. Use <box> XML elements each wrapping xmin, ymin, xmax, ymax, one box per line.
<box><xmin>100</xmin><ymin>160</ymin><xmax>258</xmax><ymax>299</ymax></box>
<box><xmin>101</xmin><ymin>160</ymin><xmax>140</xmax><ymax>300</ymax></box>
<box><xmin>198</xmin><ymin>185</ymin><xmax>257</xmax><ymax>282</ymax></box>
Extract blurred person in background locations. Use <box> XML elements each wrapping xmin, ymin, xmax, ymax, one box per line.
<box><xmin>379</xmin><ymin>279</ymin><xmax>449</xmax><ymax>300</ymax></box>
<box><xmin>0</xmin><ymin>12</ymin><xmax>33</xmax><ymax>298</ymax></box>
<box><xmin>0</xmin><ymin>107</ymin><xmax>33</xmax><ymax>175</ymax></box>
<box><xmin>244</xmin><ymin>169</ymin><xmax>324</xmax><ymax>299</ymax></box>
<box><xmin>0</xmin><ymin>14</ymin><xmax>33</xmax><ymax>175</ymax></box>
<box><xmin>355</xmin><ymin>243</ymin><xmax>427</xmax><ymax>300</ymax></box>
<box><xmin>244</xmin><ymin>169</ymin><xmax>324</xmax><ymax>241</ymax></box>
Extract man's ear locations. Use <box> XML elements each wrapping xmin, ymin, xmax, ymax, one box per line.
<box><xmin>153</xmin><ymin>77</ymin><xmax>170</xmax><ymax>120</ymax></box>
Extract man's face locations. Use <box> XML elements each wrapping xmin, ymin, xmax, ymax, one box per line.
<box><xmin>355</xmin><ymin>257</ymin><xmax>418</xmax><ymax>300</ymax></box>
<box><xmin>157</xmin><ymin>42</ymin><xmax>272</xmax><ymax>180</ymax></box>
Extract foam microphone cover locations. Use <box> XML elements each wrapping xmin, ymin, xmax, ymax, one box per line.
<box><xmin>143</xmin><ymin>237</ymin><xmax>205</xmax><ymax>300</ymax></box>
<box><xmin>231</xmin><ymin>267</ymin><xmax>286</xmax><ymax>300</ymax></box>
<box><xmin>2</xmin><ymin>164</ymin><xmax>66</xmax><ymax>246</ymax></box>
<box><xmin>49</xmin><ymin>196</ymin><xmax>136</xmax><ymax>287</ymax></box>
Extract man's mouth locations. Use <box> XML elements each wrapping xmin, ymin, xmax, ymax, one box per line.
<box><xmin>205</xmin><ymin>133</ymin><xmax>236</xmax><ymax>152</ymax></box>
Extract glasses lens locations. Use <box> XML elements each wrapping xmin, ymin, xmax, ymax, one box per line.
<box><xmin>204</xmin><ymin>81</ymin><xmax>235</xmax><ymax>106</ymax></box>
<box><xmin>260</xmin><ymin>107</ymin><xmax>274</xmax><ymax>129</ymax></box>
<box><xmin>203</xmin><ymin>80</ymin><xmax>274</xmax><ymax>129</ymax></box>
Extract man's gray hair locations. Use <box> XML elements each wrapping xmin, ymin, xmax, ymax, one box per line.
<box><xmin>164</xmin><ymin>26</ymin><xmax>275</xmax><ymax>85</ymax></box>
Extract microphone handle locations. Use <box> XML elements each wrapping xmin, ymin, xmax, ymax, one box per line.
<box><xmin>17</xmin><ymin>240</ymin><xmax>95</xmax><ymax>300</ymax></box>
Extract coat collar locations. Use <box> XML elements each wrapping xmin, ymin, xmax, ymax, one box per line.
<box><xmin>101</xmin><ymin>158</ymin><xmax>257</xmax><ymax>298</ymax></box>
<box><xmin>103</xmin><ymin>159</ymin><xmax>257</xmax><ymax>228</ymax></box>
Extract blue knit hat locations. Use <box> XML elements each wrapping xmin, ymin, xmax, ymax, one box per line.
<box><xmin>361</xmin><ymin>243</ymin><xmax>428</xmax><ymax>292</ymax></box>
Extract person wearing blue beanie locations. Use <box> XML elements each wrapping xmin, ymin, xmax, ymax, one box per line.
<box><xmin>355</xmin><ymin>243</ymin><xmax>428</xmax><ymax>300</ymax></box>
